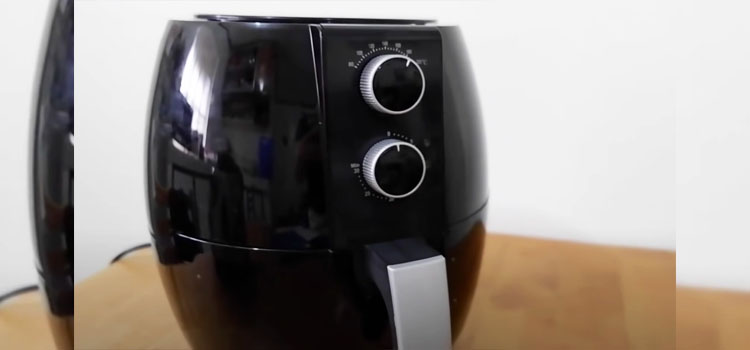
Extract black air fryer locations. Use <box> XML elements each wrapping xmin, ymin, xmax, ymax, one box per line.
<box><xmin>30</xmin><ymin>1</ymin><xmax>74</xmax><ymax>349</ymax></box>
<box><xmin>146</xmin><ymin>15</ymin><xmax>487</xmax><ymax>350</ymax></box>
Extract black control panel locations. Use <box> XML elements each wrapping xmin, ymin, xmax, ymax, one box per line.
<box><xmin>320</xmin><ymin>25</ymin><xmax>445</xmax><ymax>249</ymax></box>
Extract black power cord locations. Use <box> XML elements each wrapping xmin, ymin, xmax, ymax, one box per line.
<box><xmin>0</xmin><ymin>285</ymin><xmax>39</xmax><ymax>306</ymax></box>
<box><xmin>1</xmin><ymin>243</ymin><xmax>152</xmax><ymax>306</ymax></box>
<box><xmin>110</xmin><ymin>243</ymin><xmax>152</xmax><ymax>264</ymax></box>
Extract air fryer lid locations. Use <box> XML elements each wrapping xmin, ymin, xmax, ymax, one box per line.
<box><xmin>197</xmin><ymin>14</ymin><xmax>434</xmax><ymax>25</ymax></box>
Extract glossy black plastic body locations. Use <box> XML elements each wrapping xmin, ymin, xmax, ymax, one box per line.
<box><xmin>30</xmin><ymin>1</ymin><xmax>74</xmax><ymax>348</ymax></box>
<box><xmin>146</xmin><ymin>18</ymin><xmax>487</xmax><ymax>349</ymax></box>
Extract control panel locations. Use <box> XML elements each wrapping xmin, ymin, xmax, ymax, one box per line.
<box><xmin>320</xmin><ymin>25</ymin><xmax>445</xmax><ymax>247</ymax></box>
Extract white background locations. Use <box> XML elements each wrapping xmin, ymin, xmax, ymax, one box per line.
<box><xmin>675</xmin><ymin>1</ymin><xmax>750</xmax><ymax>291</ymax></box>
<box><xmin>0</xmin><ymin>0</ymin><xmax>51</xmax><ymax>296</ymax></box>
<box><xmin>0</xmin><ymin>0</ymin><xmax>746</xmax><ymax>295</ymax></box>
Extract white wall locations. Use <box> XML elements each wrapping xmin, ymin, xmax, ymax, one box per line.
<box><xmin>479</xmin><ymin>1</ymin><xmax>676</xmax><ymax>250</ymax></box>
<box><xmin>675</xmin><ymin>1</ymin><xmax>750</xmax><ymax>292</ymax></box>
<box><xmin>0</xmin><ymin>0</ymin><xmax>51</xmax><ymax>296</ymax></box>
<box><xmin>74</xmin><ymin>0</ymin><xmax>677</xmax><ymax>285</ymax></box>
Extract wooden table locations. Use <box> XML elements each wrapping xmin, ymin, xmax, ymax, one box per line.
<box><xmin>0</xmin><ymin>291</ymin><xmax>56</xmax><ymax>349</ymax></box>
<box><xmin>677</xmin><ymin>287</ymin><xmax>750</xmax><ymax>348</ymax></box>
<box><xmin>4</xmin><ymin>233</ymin><xmax>747</xmax><ymax>349</ymax></box>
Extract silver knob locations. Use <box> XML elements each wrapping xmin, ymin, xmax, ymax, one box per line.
<box><xmin>360</xmin><ymin>54</ymin><xmax>425</xmax><ymax>115</ymax></box>
<box><xmin>362</xmin><ymin>139</ymin><xmax>426</xmax><ymax>199</ymax></box>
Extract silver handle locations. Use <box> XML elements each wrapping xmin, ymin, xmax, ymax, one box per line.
<box><xmin>366</xmin><ymin>238</ymin><xmax>452</xmax><ymax>350</ymax></box>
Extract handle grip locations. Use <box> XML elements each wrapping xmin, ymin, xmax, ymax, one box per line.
<box><xmin>366</xmin><ymin>238</ymin><xmax>452</xmax><ymax>350</ymax></box>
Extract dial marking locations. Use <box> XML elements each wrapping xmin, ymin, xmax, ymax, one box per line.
<box><xmin>353</xmin><ymin>45</ymin><xmax>409</xmax><ymax>68</ymax></box>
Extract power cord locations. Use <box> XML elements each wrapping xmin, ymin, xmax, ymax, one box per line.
<box><xmin>110</xmin><ymin>243</ymin><xmax>152</xmax><ymax>264</ymax></box>
<box><xmin>0</xmin><ymin>285</ymin><xmax>39</xmax><ymax>306</ymax></box>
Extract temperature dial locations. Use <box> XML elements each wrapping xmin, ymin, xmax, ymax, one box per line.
<box><xmin>362</xmin><ymin>139</ymin><xmax>426</xmax><ymax>199</ymax></box>
<box><xmin>360</xmin><ymin>54</ymin><xmax>425</xmax><ymax>115</ymax></box>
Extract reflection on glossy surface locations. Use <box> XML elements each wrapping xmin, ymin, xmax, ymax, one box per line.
<box><xmin>147</xmin><ymin>17</ymin><xmax>488</xmax><ymax>349</ymax></box>
<box><xmin>155</xmin><ymin>209</ymin><xmax>485</xmax><ymax>349</ymax></box>
<box><xmin>441</xmin><ymin>26</ymin><xmax>489</xmax><ymax>224</ymax></box>
<box><xmin>197</xmin><ymin>14</ymin><xmax>434</xmax><ymax>25</ymax></box>
<box><xmin>156</xmin><ymin>240</ymin><xmax>383</xmax><ymax>349</ymax></box>
<box><xmin>148</xmin><ymin>21</ymin><xmax>325</xmax><ymax>250</ymax></box>
<box><xmin>30</xmin><ymin>1</ymin><xmax>73</xmax><ymax>349</ymax></box>
<box><xmin>446</xmin><ymin>217</ymin><xmax>487</xmax><ymax>339</ymax></box>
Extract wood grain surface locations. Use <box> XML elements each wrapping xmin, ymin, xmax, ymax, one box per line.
<box><xmin>452</xmin><ymin>235</ymin><xmax>676</xmax><ymax>350</ymax></box>
<box><xmin>3</xmin><ymin>234</ymin><xmax>746</xmax><ymax>349</ymax></box>
<box><xmin>677</xmin><ymin>287</ymin><xmax>750</xmax><ymax>349</ymax></box>
<box><xmin>0</xmin><ymin>291</ymin><xmax>56</xmax><ymax>350</ymax></box>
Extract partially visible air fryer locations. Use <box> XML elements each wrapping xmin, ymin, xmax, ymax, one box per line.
<box><xmin>30</xmin><ymin>1</ymin><xmax>74</xmax><ymax>349</ymax></box>
<box><xmin>146</xmin><ymin>15</ymin><xmax>487</xmax><ymax>350</ymax></box>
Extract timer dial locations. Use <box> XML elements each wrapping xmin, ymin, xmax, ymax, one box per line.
<box><xmin>362</xmin><ymin>139</ymin><xmax>426</xmax><ymax>199</ymax></box>
<box><xmin>360</xmin><ymin>54</ymin><xmax>425</xmax><ymax>115</ymax></box>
